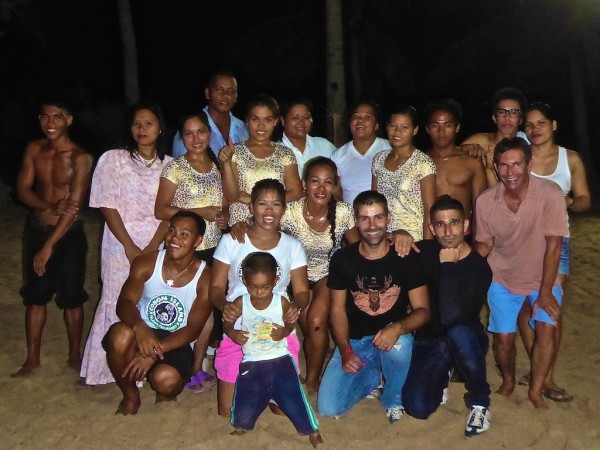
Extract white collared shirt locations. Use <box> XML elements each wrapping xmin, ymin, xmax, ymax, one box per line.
<box><xmin>281</xmin><ymin>133</ymin><xmax>336</xmax><ymax>178</ymax></box>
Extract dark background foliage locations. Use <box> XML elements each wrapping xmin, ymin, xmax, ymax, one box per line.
<box><xmin>1</xmin><ymin>0</ymin><xmax>598</xmax><ymax>203</ymax></box>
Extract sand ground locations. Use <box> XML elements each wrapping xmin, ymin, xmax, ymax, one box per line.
<box><xmin>1</xmin><ymin>202</ymin><xmax>599</xmax><ymax>449</ymax></box>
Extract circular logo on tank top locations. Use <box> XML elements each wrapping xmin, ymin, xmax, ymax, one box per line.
<box><xmin>147</xmin><ymin>294</ymin><xmax>186</xmax><ymax>331</ymax></box>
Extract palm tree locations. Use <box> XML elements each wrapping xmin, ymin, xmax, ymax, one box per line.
<box><xmin>325</xmin><ymin>0</ymin><xmax>346</xmax><ymax>146</ymax></box>
<box><xmin>117</xmin><ymin>0</ymin><xmax>139</xmax><ymax>104</ymax></box>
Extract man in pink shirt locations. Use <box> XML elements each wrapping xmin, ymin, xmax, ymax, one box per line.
<box><xmin>474</xmin><ymin>137</ymin><xmax>568</xmax><ymax>409</ymax></box>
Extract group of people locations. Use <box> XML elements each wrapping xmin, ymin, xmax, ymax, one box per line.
<box><xmin>12</xmin><ymin>70</ymin><xmax>591</xmax><ymax>445</ymax></box>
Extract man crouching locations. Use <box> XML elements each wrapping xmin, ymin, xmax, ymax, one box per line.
<box><xmin>104</xmin><ymin>211</ymin><xmax>212</xmax><ymax>415</ymax></box>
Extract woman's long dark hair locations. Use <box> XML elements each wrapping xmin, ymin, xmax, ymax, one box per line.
<box><xmin>303</xmin><ymin>157</ymin><xmax>339</xmax><ymax>255</ymax></box>
<box><xmin>178</xmin><ymin>110</ymin><xmax>220</xmax><ymax>170</ymax></box>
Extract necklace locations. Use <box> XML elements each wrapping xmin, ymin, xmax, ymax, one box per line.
<box><xmin>165</xmin><ymin>257</ymin><xmax>195</xmax><ymax>287</ymax></box>
<box><xmin>303</xmin><ymin>199</ymin><xmax>328</xmax><ymax>232</ymax></box>
<box><xmin>136</xmin><ymin>150</ymin><xmax>158</xmax><ymax>168</ymax></box>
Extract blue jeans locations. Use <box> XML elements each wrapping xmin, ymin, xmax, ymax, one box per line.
<box><xmin>402</xmin><ymin>321</ymin><xmax>490</xmax><ymax>419</ymax></box>
<box><xmin>317</xmin><ymin>333</ymin><xmax>413</xmax><ymax>416</ymax></box>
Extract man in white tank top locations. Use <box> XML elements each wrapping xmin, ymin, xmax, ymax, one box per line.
<box><xmin>103</xmin><ymin>211</ymin><xmax>213</xmax><ymax>415</ymax></box>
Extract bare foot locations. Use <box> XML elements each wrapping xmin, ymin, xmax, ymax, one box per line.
<box><xmin>303</xmin><ymin>377</ymin><xmax>320</xmax><ymax>395</ymax></box>
<box><xmin>10</xmin><ymin>361</ymin><xmax>39</xmax><ymax>378</ymax></box>
<box><xmin>155</xmin><ymin>393</ymin><xmax>177</xmax><ymax>404</ymax></box>
<box><xmin>309</xmin><ymin>432</ymin><xmax>323</xmax><ymax>448</ymax></box>
<box><xmin>529</xmin><ymin>391</ymin><xmax>549</xmax><ymax>409</ymax></box>
<box><xmin>115</xmin><ymin>396</ymin><xmax>141</xmax><ymax>415</ymax></box>
<box><xmin>496</xmin><ymin>380</ymin><xmax>515</xmax><ymax>397</ymax></box>
<box><xmin>231</xmin><ymin>429</ymin><xmax>246</xmax><ymax>436</ymax></box>
<box><xmin>67</xmin><ymin>356</ymin><xmax>82</xmax><ymax>372</ymax></box>
<box><xmin>75</xmin><ymin>377</ymin><xmax>100</xmax><ymax>389</ymax></box>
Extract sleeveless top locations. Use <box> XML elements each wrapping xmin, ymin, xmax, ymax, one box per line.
<box><xmin>137</xmin><ymin>250</ymin><xmax>206</xmax><ymax>334</ymax></box>
<box><xmin>531</xmin><ymin>146</ymin><xmax>571</xmax><ymax>195</ymax></box>
<box><xmin>240</xmin><ymin>293</ymin><xmax>289</xmax><ymax>362</ymax></box>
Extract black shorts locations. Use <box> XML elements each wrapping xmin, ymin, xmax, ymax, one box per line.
<box><xmin>20</xmin><ymin>218</ymin><xmax>88</xmax><ymax>309</ymax></box>
<box><xmin>146</xmin><ymin>329</ymin><xmax>194</xmax><ymax>383</ymax></box>
<box><xmin>102</xmin><ymin>326</ymin><xmax>193</xmax><ymax>383</ymax></box>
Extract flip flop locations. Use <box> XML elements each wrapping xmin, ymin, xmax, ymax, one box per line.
<box><xmin>185</xmin><ymin>371</ymin><xmax>211</xmax><ymax>389</ymax></box>
<box><xmin>193</xmin><ymin>376</ymin><xmax>216</xmax><ymax>394</ymax></box>
<box><xmin>542</xmin><ymin>388</ymin><xmax>574</xmax><ymax>402</ymax></box>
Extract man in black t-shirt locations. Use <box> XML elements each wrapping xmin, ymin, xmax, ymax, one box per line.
<box><xmin>317</xmin><ymin>191</ymin><xmax>430</xmax><ymax>424</ymax></box>
<box><xmin>402</xmin><ymin>195</ymin><xmax>492</xmax><ymax>437</ymax></box>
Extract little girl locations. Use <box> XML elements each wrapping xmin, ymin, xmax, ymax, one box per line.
<box><xmin>224</xmin><ymin>252</ymin><xmax>322</xmax><ymax>447</ymax></box>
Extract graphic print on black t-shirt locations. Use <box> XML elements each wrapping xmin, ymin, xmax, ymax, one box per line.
<box><xmin>353</xmin><ymin>275</ymin><xmax>400</xmax><ymax>315</ymax></box>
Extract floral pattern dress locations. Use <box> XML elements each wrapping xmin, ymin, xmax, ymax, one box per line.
<box><xmin>79</xmin><ymin>149</ymin><xmax>172</xmax><ymax>385</ymax></box>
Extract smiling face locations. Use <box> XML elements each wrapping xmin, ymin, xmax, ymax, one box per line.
<box><xmin>524</xmin><ymin>109</ymin><xmax>556</xmax><ymax>146</ymax></box>
<box><xmin>303</xmin><ymin>163</ymin><xmax>336</xmax><ymax>206</ymax></box>
<box><xmin>182</xmin><ymin>116</ymin><xmax>211</xmax><ymax>155</ymax></box>
<box><xmin>429</xmin><ymin>209</ymin><xmax>468</xmax><ymax>249</ymax></box>
<box><xmin>492</xmin><ymin>99</ymin><xmax>522</xmax><ymax>137</ymax></box>
<box><xmin>386</xmin><ymin>113</ymin><xmax>417</xmax><ymax>149</ymax></box>
<box><xmin>495</xmin><ymin>148</ymin><xmax>531</xmax><ymax>194</ymax></box>
<box><xmin>426</xmin><ymin>110</ymin><xmax>459</xmax><ymax>149</ymax></box>
<box><xmin>282</xmin><ymin>104</ymin><xmax>313</xmax><ymax>140</ymax></box>
<box><xmin>205</xmin><ymin>75</ymin><xmax>238</xmax><ymax>114</ymax></box>
<box><xmin>165</xmin><ymin>216</ymin><xmax>203</xmax><ymax>261</ymax></box>
<box><xmin>350</xmin><ymin>104</ymin><xmax>379</xmax><ymax>141</ymax></box>
<box><xmin>39</xmin><ymin>105</ymin><xmax>72</xmax><ymax>141</ymax></box>
<box><xmin>131</xmin><ymin>108</ymin><xmax>161</xmax><ymax>147</ymax></box>
<box><xmin>355</xmin><ymin>202</ymin><xmax>390</xmax><ymax>247</ymax></box>
<box><xmin>249</xmin><ymin>188</ymin><xmax>286</xmax><ymax>232</ymax></box>
<box><xmin>247</xmin><ymin>105</ymin><xmax>278</xmax><ymax>143</ymax></box>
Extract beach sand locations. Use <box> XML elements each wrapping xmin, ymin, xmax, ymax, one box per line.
<box><xmin>2</xmin><ymin>202</ymin><xmax>599</xmax><ymax>449</ymax></box>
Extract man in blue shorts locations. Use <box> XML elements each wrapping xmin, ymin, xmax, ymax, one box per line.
<box><xmin>474</xmin><ymin>137</ymin><xmax>568</xmax><ymax>409</ymax></box>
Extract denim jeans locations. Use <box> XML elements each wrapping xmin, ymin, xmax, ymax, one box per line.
<box><xmin>317</xmin><ymin>333</ymin><xmax>414</xmax><ymax>416</ymax></box>
<box><xmin>402</xmin><ymin>320</ymin><xmax>490</xmax><ymax>419</ymax></box>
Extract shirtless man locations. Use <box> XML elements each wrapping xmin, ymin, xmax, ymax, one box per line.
<box><xmin>461</xmin><ymin>87</ymin><xmax>528</xmax><ymax>186</ymax></box>
<box><xmin>172</xmin><ymin>70</ymin><xmax>249</xmax><ymax>158</ymax></box>
<box><xmin>13</xmin><ymin>98</ymin><xmax>93</xmax><ymax>377</ymax></box>
<box><xmin>425</xmin><ymin>99</ymin><xmax>486</xmax><ymax>237</ymax></box>
<box><xmin>104</xmin><ymin>211</ymin><xmax>212</xmax><ymax>415</ymax></box>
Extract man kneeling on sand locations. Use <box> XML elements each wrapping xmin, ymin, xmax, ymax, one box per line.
<box><xmin>103</xmin><ymin>211</ymin><xmax>212</xmax><ymax>415</ymax></box>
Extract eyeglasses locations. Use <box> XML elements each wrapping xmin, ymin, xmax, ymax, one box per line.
<box><xmin>495</xmin><ymin>108</ymin><xmax>522</xmax><ymax>118</ymax></box>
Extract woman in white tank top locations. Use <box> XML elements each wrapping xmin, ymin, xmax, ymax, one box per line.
<box><xmin>518</xmin><ymin>102</ymin><xmax>591</xmax><ymax>402</ymax></box>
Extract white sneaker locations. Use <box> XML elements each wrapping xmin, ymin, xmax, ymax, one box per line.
<box><xmin>386</xmin><ymin>406</ymin><xmax>404</xmax><ymax>424</ymax></box>
<box><xmin>440</xmin><ymin>387</ymin><xmax>448</xmax><ymax>405</ymax></box>
<box><xmin>465</xmin><ymin>406</ymin><xmax>490</xmax><ymax>437</ymax></box>
<box><xmin>366</xmin><ymin>384</ymin><xmax>383</xmax><ymax>399</ymax></box>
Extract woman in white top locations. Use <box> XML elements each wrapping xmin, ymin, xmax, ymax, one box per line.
<box><xmin>209</xmin><ymin>178</ymin><xmax>310</xmax><ymax>418</ymax></box>
<box><xmin>279</xmin><ymin>99</ymin><xmax>336</xmax><ymax>178</ymax></box>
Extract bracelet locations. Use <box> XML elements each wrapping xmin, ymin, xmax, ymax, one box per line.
<box><xmin>342</xmin><ymin>345</ymin><xmax>353</xmax><ymax>357</ymax></box>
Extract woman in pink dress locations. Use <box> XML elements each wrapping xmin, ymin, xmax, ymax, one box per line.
<box><xmin>79</xmin><ymin>102</ymin><xmax>173</xmax><ymax>386</ymax></box>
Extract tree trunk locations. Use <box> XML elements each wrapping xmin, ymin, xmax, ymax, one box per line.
<box><xmin>569</xmin><ymin>46</ymin><xmax>599</xmax><ymax>202</ymax></box>
<box><xmin>117</xmin><ymin>0</ymin><xmax>139</xmax><ymax>105</ymax></box>
<box><xmin>325</xmin><ymin>0</ymin><xmax>346</xmax><ymax>147</ymax></box>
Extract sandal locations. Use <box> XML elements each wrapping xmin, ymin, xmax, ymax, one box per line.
<box><xmin>185</xmin><ymin>371</ymin><xmax>215</xmax><ymax>390</ymax></box>
<box><xmin>542</xmin><ymin>388</ymin><xmax>574</xmax><ymax>402</ymax></box>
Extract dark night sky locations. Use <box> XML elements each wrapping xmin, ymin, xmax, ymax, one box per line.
<box><xmin>1</xmin><ymin>0</ymin><xmax>599</xmax><ymax>195</ymax></box>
